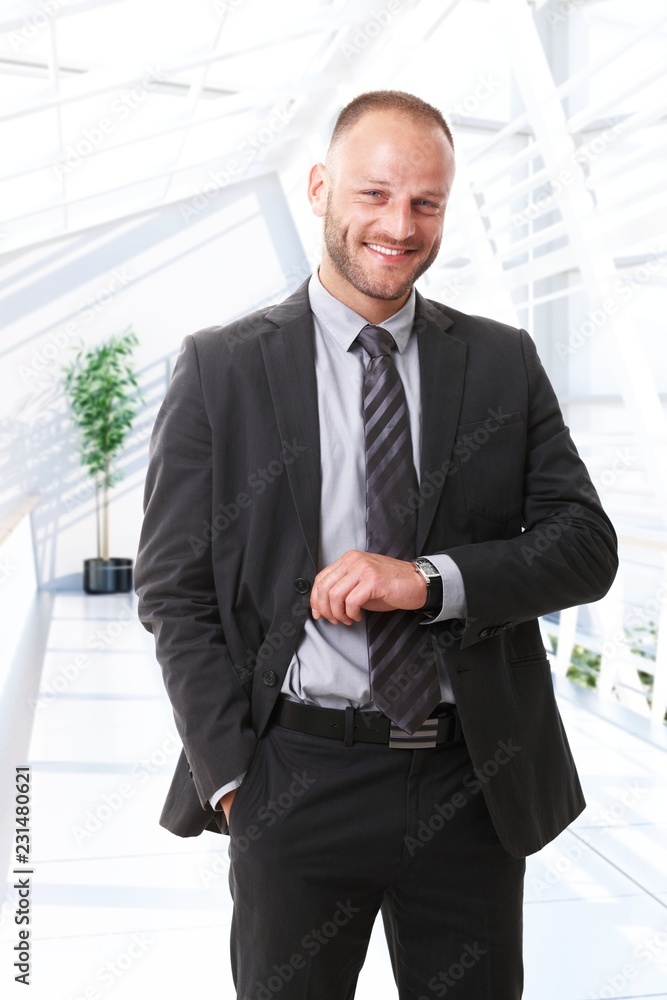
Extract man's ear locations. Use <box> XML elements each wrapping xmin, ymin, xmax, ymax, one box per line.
<box><xmin>308</xmin><ymin>162</ymin><xmax>330</xmax><ymax>218</ymax></box>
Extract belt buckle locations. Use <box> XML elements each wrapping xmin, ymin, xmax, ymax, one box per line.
<box><xmin>388</xmin><ymin>717</ymin><xmax>439</xmax><ymax>749</ymax></box>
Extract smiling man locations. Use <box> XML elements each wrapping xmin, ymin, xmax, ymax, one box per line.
<box><xmin>135</xmin><ymin>91</ymin><xmax>618</xmax><ymax>1000</ymax></box>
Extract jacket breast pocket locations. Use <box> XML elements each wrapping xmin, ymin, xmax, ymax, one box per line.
<box><xmin>454</xmin><ymin>412</ymin><xmax>525</xmax><ymax>522</ymax></box>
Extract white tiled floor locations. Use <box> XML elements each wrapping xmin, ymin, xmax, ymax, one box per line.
<box><xmin>1</xmin><ymin>593</ymin><xmax>667</xmax><ymax>999</ymax></box>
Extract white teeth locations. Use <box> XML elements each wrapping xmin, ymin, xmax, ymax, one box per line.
<box><xmin>367</xmin><ymin>243</ymin><xmax>407</xmax><ymax>256</ymax></box>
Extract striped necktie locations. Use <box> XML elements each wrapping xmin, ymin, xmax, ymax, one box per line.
<box><xmin>357</xmin><ymin>324</ymin><xmax>441</xmax><ymax>735</ymax></box>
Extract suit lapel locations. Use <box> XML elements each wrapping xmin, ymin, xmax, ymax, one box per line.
<box><xmin>414</xmin><ymin>293</ymin><xmax>467</xmax><ymax>552</ymax></box>
<box><xmin>259</xmin><ymin>280</ymin><xmax>321</xmax><ymax>572</ymax></box>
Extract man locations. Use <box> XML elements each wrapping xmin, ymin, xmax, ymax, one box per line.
<box><xmin>135</xmin><ymin>91</ymin><xmax>618</xmax><ymax>999</ymax></box>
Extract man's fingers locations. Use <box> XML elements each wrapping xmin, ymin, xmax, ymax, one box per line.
<box><xmin>325</xmin><ymin>570</ymin><xmax>365</xmax><ymax>624</ymax></box>
<box><xmin>310</xmin><ymin>553</ymin><xmax>362</xmax><ymax>625</ymax></box>
<box><xmin>311</xmin><ymin>555</ymin><xmax>357</xmax><ymax>623</ymax></box>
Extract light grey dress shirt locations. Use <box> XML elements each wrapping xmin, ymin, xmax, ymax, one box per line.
<box><xmin>211</xmin><ymin>272</ymin><xmax>467</xmax><ymax>807</ymax></box>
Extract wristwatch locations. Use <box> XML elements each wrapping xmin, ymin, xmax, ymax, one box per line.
<box><xmin>413</xmin><ymin>557</ymin><xmax>443</xmax><ymax>616</ymax></box>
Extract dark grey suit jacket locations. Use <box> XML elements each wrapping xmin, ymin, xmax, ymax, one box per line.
<box><xmin>134</xmin><ymin>279</ymin><xmax>618</xmax><ymax>857</ymax></box>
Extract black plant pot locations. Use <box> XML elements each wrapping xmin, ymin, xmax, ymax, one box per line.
<box><xmin>83</xmin><ymin>558</ymin><xmax>134</xmax><ymax>594</ymax></box>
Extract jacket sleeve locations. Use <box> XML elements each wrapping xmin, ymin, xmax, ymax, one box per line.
<box><xmin>134</xmin><ymin>334</ymin><xmax>257</xmax><ymax>808</ymax></box>
<box><xmin>444</xmin><ymin>329</ymin><xmax>618</xmax><ymax>648</ymax></box>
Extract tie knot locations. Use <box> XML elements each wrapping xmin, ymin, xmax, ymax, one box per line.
<box><xmin>357</xmin><ymin>325</ymin><xmax>395</xmax><ymax>359</ymax></box>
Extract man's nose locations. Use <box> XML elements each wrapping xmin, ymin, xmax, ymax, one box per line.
<box><xmin>381</xmin><ymin>200</ymin><xmax>416</xmax><ymax>242</ymax></box>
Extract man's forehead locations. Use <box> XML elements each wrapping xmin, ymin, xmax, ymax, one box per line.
<box><xmin>332</xmin><ymin>110</ymin><xmax>453</xmax><ymax>167</ymax></box>
<box><xmin>341</xmin><ymin>108</ymin><xmax>446</xmax><ymax>141</ymax></box>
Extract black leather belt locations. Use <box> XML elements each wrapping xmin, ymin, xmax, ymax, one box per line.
<box><xmin>274</xmin><ymin>697</ymin><xmax>462</xmax><ymax>749</ymax></box>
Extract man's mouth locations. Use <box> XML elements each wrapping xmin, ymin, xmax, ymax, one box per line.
<box><xmin>364</xmin><ymin>242</ymin><xmax>418</xmax><ymax>259</ymax></box>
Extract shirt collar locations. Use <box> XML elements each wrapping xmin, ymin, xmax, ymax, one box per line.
<box><xmin>308</xmin><ymin>270</ymin><xmax>416</xmax><ymax>354</ymax></box>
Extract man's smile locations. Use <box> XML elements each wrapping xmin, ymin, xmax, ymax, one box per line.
<box><xmin>363</xmin><ymin>241</ymin><xmax>419</xmax><ymax>261</ymax></box>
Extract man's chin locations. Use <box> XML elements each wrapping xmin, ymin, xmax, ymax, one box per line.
<box><xmin>355</xmin><ymin>276</ymin><xmax>418</xmax><ymax>301</ymax></box>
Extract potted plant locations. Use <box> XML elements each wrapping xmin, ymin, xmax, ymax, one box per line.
<box><xmin>63</xmin><ymin>328</ymin><xmax>143</xmax><ymax>594</ymax></box>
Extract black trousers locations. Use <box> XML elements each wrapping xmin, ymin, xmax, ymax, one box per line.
<box><xmin>228</xmin><ymin>718</ymin><xmax>525</xmax><ymax>1000</ymax></box>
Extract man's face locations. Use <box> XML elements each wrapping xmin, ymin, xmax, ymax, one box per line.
<box><xmin>310</xmin><ymin>109</ymin><xmax>456</xmax><ymax>316</ymax></box>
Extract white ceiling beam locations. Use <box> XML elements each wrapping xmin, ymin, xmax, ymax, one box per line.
<box><xmin>552</xmin><ymin>5</ymin><xmax>667</xmax><ymax>107</ymax></box>
<box><xmin>467</xmin><ymin>5</ymin><xmax>667</xmax><ymax>165</ymax></box>
<box><xmin>0</xmin><ymin>1</ymin><xmax>387</xmax><ymax>123</ymax></box>
<box><xmin>566</xmin><ymin>58</ymin><xmax>667</xmax><ymax>135</ymax></box>
<box><xmin>159</xmin><ymin>14</ymin><xmax>227</xmax><ymax>204</ymax></box>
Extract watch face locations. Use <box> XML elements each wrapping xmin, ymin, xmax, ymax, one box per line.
<box><xmin>417</xmin><ymin>558</ymin><xmax>438</xmax><ymax>579</ymax></box>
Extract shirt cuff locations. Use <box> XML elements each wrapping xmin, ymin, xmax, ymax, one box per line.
<box><xmin>419</xmin><ymin>553</ymin><xmax>467</xmax><ymax>624</ymax></box>
<box><xmin>210</xmin><ymin>772</ymin><xmax>246</xmax><ymax>811</ymax></box>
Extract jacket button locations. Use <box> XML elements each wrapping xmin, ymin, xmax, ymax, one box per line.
<box><xmin>479</xmin><ymin>628</ymin><xmax>491</xmax><ymax>639</ymax></box>
<box><xmin>263</xmin><ymin>670</ymin><xmax>278</xmax><ymax>686</ymax></box>
<box><xmin>294</xmin><ymin>578</ymin><xmax>310</xmax><ymax>594</ymax></box>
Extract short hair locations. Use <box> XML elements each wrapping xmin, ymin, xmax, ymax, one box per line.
<box><xmin>328</xmin><ymin>90</ymin><xmax>454</xmax><ymax>155</ymax></box>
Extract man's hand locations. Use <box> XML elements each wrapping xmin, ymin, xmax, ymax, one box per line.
<box><xmin>218</xmin><ymin>787</ymin><xmax>238</xmax><ymax>824</ymax></box>
<box><xmin>310</xmin><ymin>551</ymin><xmax>427</xmax><ymax>625</ymax></box>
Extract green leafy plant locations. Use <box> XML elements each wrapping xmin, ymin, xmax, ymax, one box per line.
<box><xmin>566</xmin><ymin>644</ymin><xmax>601</xmax><ymax>689</ymax></box>
<box><xmin>63</xmin><ymin>328</ymin><xmax>143</xmax><ymax>561</ymax></box>
<box><xmin>626</xmin><ymin>620</ymin><xmax>659</xmax><ymax>712</ymax></box>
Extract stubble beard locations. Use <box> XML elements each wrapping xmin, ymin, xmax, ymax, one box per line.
<box><xmin>323</xmin><ymin>204</ymin><xmax>441</xmax><ymax>302</ymax></box>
